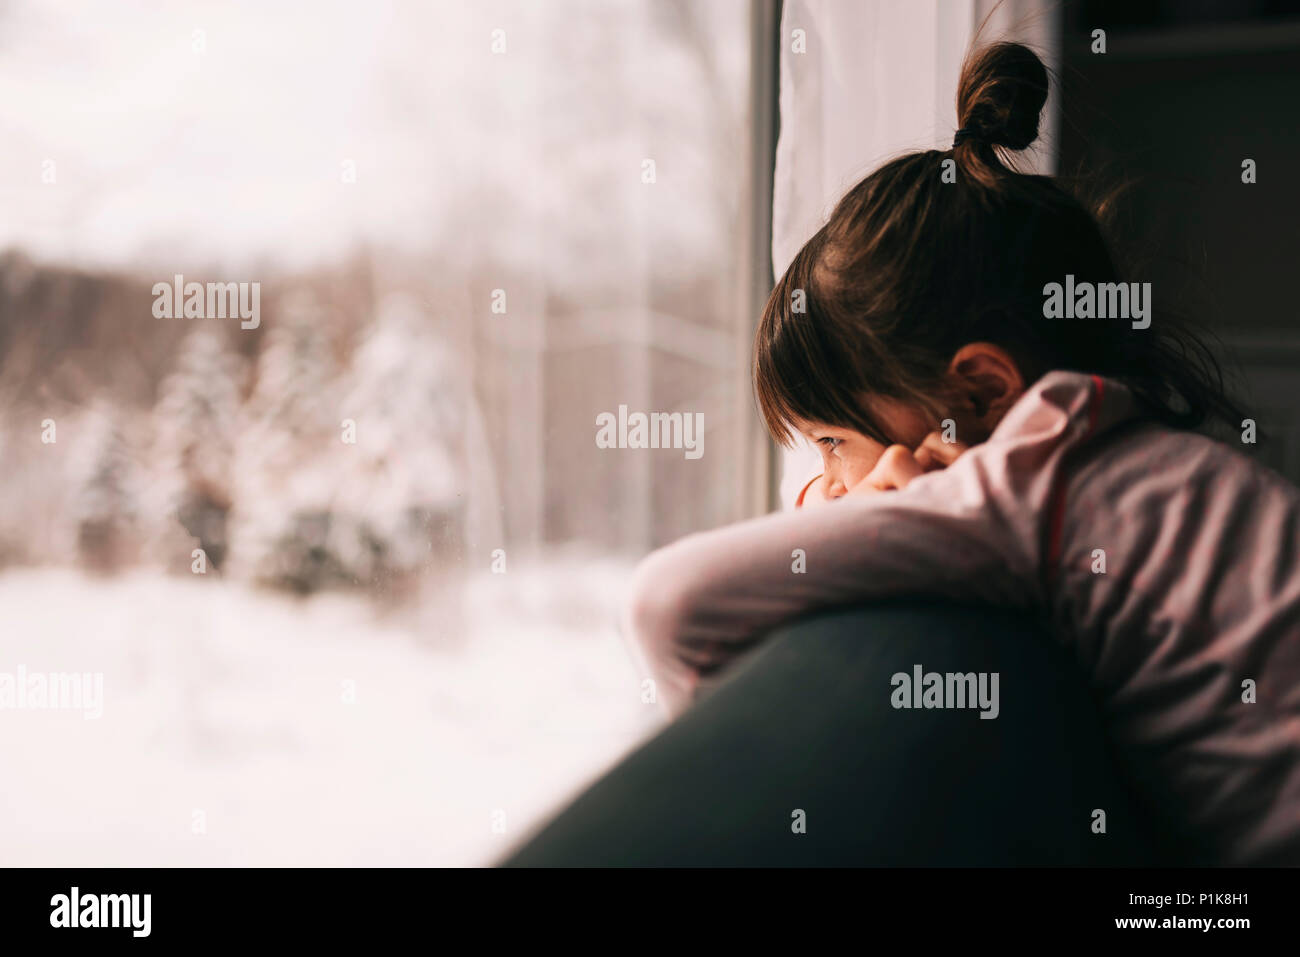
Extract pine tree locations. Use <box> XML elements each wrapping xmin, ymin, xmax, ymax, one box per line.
<box><xmin>148</xmin><ymin>326</ymin><xmax>244</xmax><ymax>573</ymax></box>
<box><xmin>75</xmin><ymin>401</ymin><xmax>139</xmax><ymax>573</ymax></box>
<box><xmin>227</xmin><ymin>290</ymin><xmax>347</xmax><ymax>590</ymax></box>
<box><xmin>332</xmin><ymin>293</ymin><xmax>464</xmax><ymax>596</ymax></box>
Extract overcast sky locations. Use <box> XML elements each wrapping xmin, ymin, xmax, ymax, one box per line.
<box><xmin>0</xmin><ymin>0</ymin><xmax>747</xmax><ymax>278</ymax></box>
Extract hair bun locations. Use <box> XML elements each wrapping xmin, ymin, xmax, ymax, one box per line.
<box><xmin>956</xmin><ymin>42</ymin><xmax>1048</xmax><ymax>152</ymax></box>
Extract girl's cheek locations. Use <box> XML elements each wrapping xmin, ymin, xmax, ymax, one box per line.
<box><xmin>829</xmin><ymin>458</ymin><xmax>860</xmax><ymax>492</ymax></box>
<box><xmin>831</xmin><ymin>448</ymin><xmax>858</xmax><ymax>484</ymax></box>
<box><xmin>845</xmin><ymin>447</ymin><xmax>885</xmax><ymax>488</ymax></box>
<box><xmin>818</xmin><ymin>452</ymin><xmax>849</xmax><ymax>497</ymax></box>
<box><xmin>821</xmin><ymin>440</ymin><xmax>880</xmax><ymax>493</ymax></box>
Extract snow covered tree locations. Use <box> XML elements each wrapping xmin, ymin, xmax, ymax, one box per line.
<box><xmin>74</xmin><ymin>401</ymin><xmax>140</xmax><ymax>573</ymax></box>
<box><xmin>330</xmin><ymin>293</ymin><xmax>465</xmax><ymax>597</ymax></box>
<box><xmin>226</xmin><ymin>289</ymin><xmax>349</xmax><ymax>591</ymax></box>
<box><xmin>147</xmin><ymin>326</ymin><xmax>245</xmax><ymax>573</ymax></box>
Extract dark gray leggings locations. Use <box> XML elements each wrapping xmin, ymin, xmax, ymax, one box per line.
<box><xmin>501</xmin><ymin>602</ymin><xmax>1172</xmax><ymax>866</ymax></box>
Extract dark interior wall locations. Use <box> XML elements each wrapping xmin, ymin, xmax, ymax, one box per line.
<box><xmin>1057</xmin><ymin>0</ymin><xmax>1300</xmax><ymax>480</ymax></box>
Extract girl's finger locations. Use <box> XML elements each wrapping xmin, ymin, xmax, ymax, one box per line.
<box><xmin>852</xmin><ymin>444</ymin><xmax>924</xmax><ymax>494</ymax></box>
<box><xmin>913</xmin><ymin>431</ymin><xmax>970</xmax><ymax>471</ymax></box>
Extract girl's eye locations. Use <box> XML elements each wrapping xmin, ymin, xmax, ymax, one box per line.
<box><xmin>817</xmin><ymin>436</ymin><xmax>842</xmax><ymax>451</ymax></box>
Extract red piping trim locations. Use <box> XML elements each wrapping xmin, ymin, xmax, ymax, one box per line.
<box><xmin>795</xmin><ymin>473</ymin><xmax>823</xmax><ymax>508</ymax></box>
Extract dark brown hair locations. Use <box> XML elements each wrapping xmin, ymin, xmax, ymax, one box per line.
<box><xmin>754</xmin><ymin>41</ymin><xmax>1241</xmax><ymax>447</ymax></box>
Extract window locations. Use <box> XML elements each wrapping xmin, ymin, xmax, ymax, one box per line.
<box><xmin>0</xmin><ymin>0</ymin><xmax>773</xmax><ymax>865</ymax></box>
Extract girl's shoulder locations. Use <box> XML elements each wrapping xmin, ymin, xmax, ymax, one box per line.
<box><xmin>999</xmin><ymin>370</ymin><xmax>1297</xmax><ymax>501</ymax></box>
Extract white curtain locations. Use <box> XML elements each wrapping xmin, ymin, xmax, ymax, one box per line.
<box><xmin>771</xmin><ymin>0</ymin><xmax>1061</xmax><ymax>507</ymax></box>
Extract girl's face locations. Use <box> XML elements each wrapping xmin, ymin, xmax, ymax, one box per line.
<box><xmin>796</xmin><ymin>398</ymin><xmax>934</xmax><ymax>499</ymax></box>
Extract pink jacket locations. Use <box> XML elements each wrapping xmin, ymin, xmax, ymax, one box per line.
<box><xmin>624</xmin><ymin>370</ymin><xmax>1300</xmax><ymax>865</ymax></box>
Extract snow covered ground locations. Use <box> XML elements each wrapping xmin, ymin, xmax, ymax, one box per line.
<box><xmin>0</xmin><ymin>560</ymin><xmax>663</xmax><ymax>866</ymax></box>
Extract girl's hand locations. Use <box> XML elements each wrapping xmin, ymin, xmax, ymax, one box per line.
<box><xmin>912</xmin><ymin>430</ymin><xmax>970</xmax><ymax>472</ymax></box>
<box><xmin>846</xmin><ymin>431</ymin><xmax>970</xmax><ymax>496</ymax></box>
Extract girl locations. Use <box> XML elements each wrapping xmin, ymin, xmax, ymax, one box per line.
<box><xmin>623</xmin><ymin>42</ymin><xmax>1300</xmax><ymax>866</ymax></box>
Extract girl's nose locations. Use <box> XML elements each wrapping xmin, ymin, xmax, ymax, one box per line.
<box><xmin>824</xmin><ymin>473</ymin><xmax>849</xmax><ymax>499</ymax></box>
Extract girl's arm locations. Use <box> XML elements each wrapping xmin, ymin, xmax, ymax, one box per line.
<box><xmin>623</xmin><ymin>451</ymin><xmax>1044</xmax><ymax>717</ymax></box>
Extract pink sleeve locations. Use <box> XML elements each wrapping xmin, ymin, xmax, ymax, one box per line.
<box><xmin>624</xmin><ymin>470</ymin><xmax>1029</xmax><ymax>716</ymax></box>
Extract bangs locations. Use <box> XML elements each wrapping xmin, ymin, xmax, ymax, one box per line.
<box><xmin>753</xmin><ymin>247</ymin><xmax>898</xmax><ymax>449</ymax></box>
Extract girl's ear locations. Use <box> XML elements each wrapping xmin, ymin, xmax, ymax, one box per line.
<box><xmin>945</xmin><ymin>343</ymin><xmax>1026</xmax><ymax>437</ymax></box>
